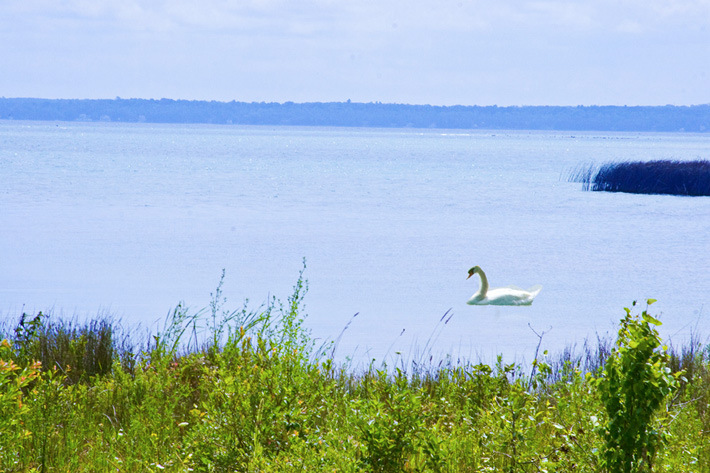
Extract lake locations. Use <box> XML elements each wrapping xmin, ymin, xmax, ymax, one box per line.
<box><xmin>2</xmin><ymin>121</ymin><xmax>709</xmax><ymax>365</ymax></box>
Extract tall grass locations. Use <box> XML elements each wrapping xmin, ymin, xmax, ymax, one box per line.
<box><xmin>2</xmin><ymin>273</ymin><xmax>710</xmax><ymax>471</ymax></box>
<box><xmin>567</xmin><ymin>159</ymin><xmax>710</xmax><ymax>196</ymax></box>
<box><xmin>2</xmin><ymin>310</ymin><xmax>139</xmax><ymax>383</ymax></box>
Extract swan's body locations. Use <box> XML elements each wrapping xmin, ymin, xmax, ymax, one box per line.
<box><xmin>466</xmin><ymin>266</ymin><xmax>542</xmax><ymax>306</ymax></box>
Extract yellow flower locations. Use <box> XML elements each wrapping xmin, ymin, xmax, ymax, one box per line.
<box><xmin>1</xmin><ymin>339</ymin><xmax>11</xmax><ymax>349</ymax></box>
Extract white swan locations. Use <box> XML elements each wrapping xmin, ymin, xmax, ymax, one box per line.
<box><xmin>466</xmin><ymin>266</ymin><xmax>542</xmax><ymax>306</ymax></box>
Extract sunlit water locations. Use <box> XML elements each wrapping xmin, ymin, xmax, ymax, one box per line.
<box><xmin>2</xmin><ymin>121</ymin><xmax>710</xmax><ymax>364</ymax></box>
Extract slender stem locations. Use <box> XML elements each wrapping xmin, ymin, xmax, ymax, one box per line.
<box><xmin>527</xmin><ymin>323</ymin><xmax>551</xmax><ymax>391</ymax></box>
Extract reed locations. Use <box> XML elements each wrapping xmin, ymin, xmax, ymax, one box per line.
<box><xmin>568</xmin><ymin>159</ymin><xmax>710</xmax><ymax>196</ymax></box>
<box><xmin>2</xmin><ymin>310</ymin><xmax>139</xmax><ymax>383</ymax></box>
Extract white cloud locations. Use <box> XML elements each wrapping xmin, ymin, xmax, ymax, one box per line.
<box><xmin>1</xmin><ymin>0</ymin><xmax>709</xmax><ymax>104</ymax></box>
<box><xmin>4</xmin><ymin>0</ymin><xmax>708</xmax><ymax>37</ymax></box>
<box><xmin>615</xmin><ymin>20</ymin><xmax>644</xmax><ymax>34</ymax></box>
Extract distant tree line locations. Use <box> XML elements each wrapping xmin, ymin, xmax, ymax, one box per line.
<box><xmin>0</xmin><ymin>97</ymin><xmax>708</xmax><ymax>132</ymax></box>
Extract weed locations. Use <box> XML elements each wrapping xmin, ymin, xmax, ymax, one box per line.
<box><xmin>2</xmin><ymin>280</ymin><xmax>710</xmax><ymax>472</ymax></box>
<box><xmin>594</xmin><ymin>300</ymin><xmax>683</xmax><ymax>472</ymax></box>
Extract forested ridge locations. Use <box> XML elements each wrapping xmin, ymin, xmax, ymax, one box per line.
<box><xmin>1</xmin><ymin>97</ymin><xmax>708</xmax><ymax>132</ymax></box>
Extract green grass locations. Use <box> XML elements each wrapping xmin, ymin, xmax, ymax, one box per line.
<box><xmin>2</xmin><ymin>272</ymin><xmax>709</xmax><ymax>472</ymax></box>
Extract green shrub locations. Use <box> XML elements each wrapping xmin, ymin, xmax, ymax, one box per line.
<box><xmin>594</xmin><ymin>300</ymin><xmax>683</xmax><ymax>473</ymax></box>
<box><xmin>0</xmin><ymin>339</ymin><xmax>42</xmax><ymax>468</ymax></box>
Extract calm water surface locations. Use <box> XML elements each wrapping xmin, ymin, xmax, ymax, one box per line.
<box><xmin>2</xmin><ymin>121</ymin><xmax>709</xmax><ymax>363</ymax></box>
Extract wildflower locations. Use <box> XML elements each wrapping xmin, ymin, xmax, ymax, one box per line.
<box><xmin>0</xmin><ymin>359</ymin><xmax>18</xmax><ymax>372</ymax></box>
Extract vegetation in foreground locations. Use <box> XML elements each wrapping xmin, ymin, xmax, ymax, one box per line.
<box><xmin>568</xmin><ymin>159</ymin><xmax>710</xmax><ymax>196</ymax></box>
<box><xmin>1</xmin><ymin>270</ymin><xmax>709</xmax><ymax>472</ymax></box>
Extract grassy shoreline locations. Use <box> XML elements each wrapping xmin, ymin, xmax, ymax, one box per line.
<box><xmin>2</xmin><ymin>276</ymin><xmax>709</xmax><ymax>472</ymax></box>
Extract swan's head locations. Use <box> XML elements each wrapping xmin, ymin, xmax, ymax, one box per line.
<box><xmin>467</xmin><ymin>266</ymin><xmax>481</xmax><ymax>279</ymax></box>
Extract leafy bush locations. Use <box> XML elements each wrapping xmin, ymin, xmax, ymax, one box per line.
<box><xmin>594</xmin><ymin>300</ymin><xmax>683</xmax><ymax>473</ymax></box>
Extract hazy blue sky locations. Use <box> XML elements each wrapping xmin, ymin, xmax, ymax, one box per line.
<box><xmin>1</xmin><ymin>1</ymin><xmax>709</xmax><ymax>106</ymax></box>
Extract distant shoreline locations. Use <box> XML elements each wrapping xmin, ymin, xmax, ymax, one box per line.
<box><xmin>1</xmin><ymin>97</ymin><xmax>708</xmax><ymax>132</ymax></box>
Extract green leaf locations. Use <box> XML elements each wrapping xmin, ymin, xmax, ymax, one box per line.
<box><xmin>642</xmin><ymin>312</ymin><xmax>662</xmax><ymax>326</ymax></box>
<box><xmin>647</xmin><ymin>298</ymin><xmax>657</xmax><ymax>305</ymax></box>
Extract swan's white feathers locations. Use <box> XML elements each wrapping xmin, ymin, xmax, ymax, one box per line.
<box><xmin>466</xmin><ymin>267</ymin><xmax>541</xmax><ymax>306</ymax></box>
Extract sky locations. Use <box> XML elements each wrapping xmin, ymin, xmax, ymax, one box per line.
<box><xmin>1</xmin><ymin>0</ymin><xmax>709</xmax><ymax>106</ymax></box>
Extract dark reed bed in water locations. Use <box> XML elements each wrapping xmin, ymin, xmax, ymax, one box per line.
<box><xmin>568</xmin><ymin>159</ymin><xmax>710</xmax><ymax>196</ymax></box>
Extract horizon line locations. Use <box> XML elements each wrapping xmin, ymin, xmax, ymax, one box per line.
<box><xmin>2</xmin><ymin>96</ymin><xmax>709</xmax><ymax>108</ymax></box>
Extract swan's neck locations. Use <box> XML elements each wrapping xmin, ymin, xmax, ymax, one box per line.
<box><xmin>478</xmin><ymin>271</ymin><xmax>488</xmax><ymax>297</ymax></box>
<box><xmin>474</xmin><ymin>270</ymin><xmax>489</xmax><ymax>299</ymax></box>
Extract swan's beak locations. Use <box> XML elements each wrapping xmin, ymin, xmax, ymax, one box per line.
<box><xmin>466</xmin><ymin>273</ymin><xmax>472</xmax><ymax>279</ymax></box>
